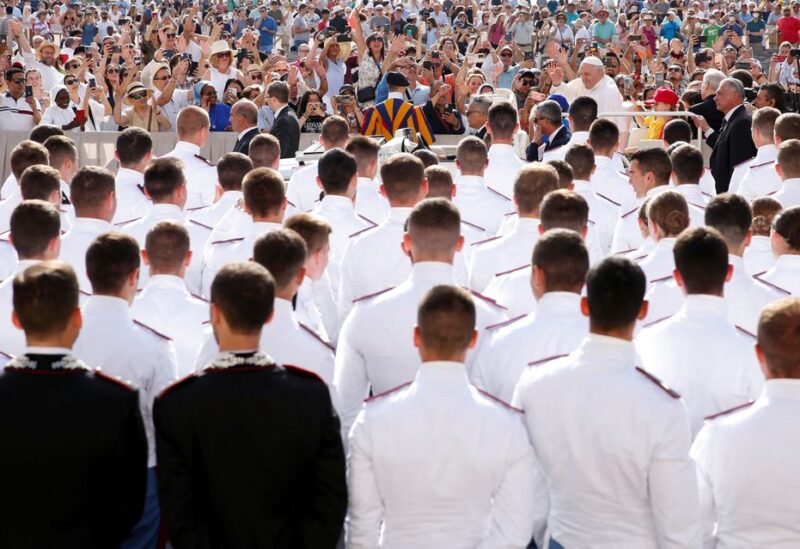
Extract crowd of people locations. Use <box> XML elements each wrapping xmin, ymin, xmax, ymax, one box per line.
<box><xmin>2</xmin><ymin>0</ymin><xmax>800</xmax><ymax>548</ymax></box>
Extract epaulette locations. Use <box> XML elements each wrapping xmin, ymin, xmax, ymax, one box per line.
<box><xmin>211</xmin><ymin>236</ymin><xmax>245</xmax><ymax>245</ymax></box>
<box><xmin>494</xmin><ymin>263</ymin><xmax>529</xmax><ymax>277</ymax></box>
<box><xmin>79</xmin><ymin>288</ymin><xmax>92</xmax><ymax>297</ymax></box>
<box><xmin>753</xmin><ymin>273</ymin><xmax>791</xmax><ymax>296</ymax></box>
<box><xmin>185</xmin><ymin>204</ymin><xmax>208</xmax><ymax>212</ymax></box>
<box><xmin>194</xmin><ymin>154</ymin><xmax>214</xmax><ymax>167</ymax></box>
<box><xmin>735</xmin><ymin>325</ymin><xmax>757</xmax><ymax>340</ymax></box>
<box><xmin>357</xmin><ymin>213</ymin><xmax>377</xmax><ymax>227</ymax></box>
<box><xmin>349</xmin><ymin>224</ymin><xmax>378</xmax><ymax>239</ymax></box>
<box><xmin>471</xmin><ymin>235</ymin><xmax>502</xmax><ymax>247</ymax></box>
<box><xmin>189</xmin><ymin>292</ymin><xmax>209</xmax><ymax>303</ymax></box>
<box><xmin>632</xmin><ymin>254</ymin><xmax>648</xmax><ymax>262</ymax></box>
<box><xmin>635</xmin><ymin>366</ymin><xmax>680</xmax><ymax>398</ymax></box>
<box><xmin>461</xmin><ymin>219</ymin><xmax>486</xmax><ymax>232</ymax></box>
<box><xmin>733</xmin><ymin>157</ymin><xmax>754</xmax><ymax>169</ymax></box>
<box><xmin>766</xmin><ymin>189</ymin><xmax>778</xmax><ymax>196</ymax></box>
<box><xmin>487</xmin><ymin>186</ymin><xmax>511</xmax><ymax>201</ymax></box>
<box><xmin>0</xmin><ymin>229</ymin><xmax>10</xmax><ymax>239</ymax></box>
<box><xmin>614</xmin><ymin>248</ymin><xmax>637</xmax><ymax>255</ymax></box>
<box><xmin>621</xmin><ymin>207</ymin><xmax>638</xmax><ymax>218</ymax></box>
<box><xmin>94</xmin><ymin>368</ymin><xmax>137</xmax><ymax>391</ymax></box>
<box><xmin>114</xmin><ymin>216</ymin><xmax>141</xmax><ymax>227</ymax></box>
<box><xmin>595</xmin><ymin>192</ymin><xmax>621</xmax><ymax>207</ymax></box>
<box><xmin>587</xmin><ymin>219</ymin><xmax>596</xmax><ymax>226</ymax></box>
<box><xmin>298</xmin><ymin>321</ymin><xmax>335</xmax><ymax>351</ymax></box>
<box><xmin>468</xmin><ymin>288</ymin><xmax>508</xmax><ymax>310</ymax></box>
<box><xmin>749</xmin><ymin>159</ymin><xmax>775</xmax><ymax>169</ymax></box>
<box><xmin>157</xmin><ymin>373</ymin><xmax>197</xmax><ymax>398</ymax></box>
<box><xmin>287</xmin><ymin>198</ymin><xmax>297</xmax><ymax>208</ymax></box>
<box><xmin>527</xmin><ymin>353</ymin><xmax>569</xmax><ymax>367</ymax></box>
<box><xmin>284</xmin><ymin>363</ymin><xmax>326</xmax><ymax>384</ymax></box>
<box><xmin>486</xmin><ymin>314</ymin><xmax>526</xmax><ymax>331</ymax></box>
<box><xmin>189</xmin><ymin>219</ymin><xmax>213</xmax><ymax>230</ymax></box>
<box><xmin>475</xmin><ymin>387</ymin><xmax>523</xmax><ymax>413</ymax></box>
<box><xmin>352</xmin><ymin>286</ymin><xmax>395</xmax><ymax>303</ymax></box>
<box><xmin>642</xmin><ymin>315</ymin><xmax>672</xmax><ymax>329</ymax></box>
<box><xmin>688</xmin><ymin>201</ymin><xmax>707</xmax><ymax>210</ymax></box>
<box><xmin>137</xmin><ymin>184</ymin><xmax>146</xmax><ymax>196</ymax></box>
<box><xmin>704</xmin><ymin>400</ymin><xmax>755</xmax><ymax>421</ymax></box>
<box><xmin>504</xmin><ymin>211</ymin><xmax>516</xmax><ymax>217</ymax></box>
<box><xmin>365</xmin><ymin>381</ymin><xmax>412</xmax><ymax>402</ymax></box>
<box><xmin>649</xmin><ymin>274</ymin><xmax>673</xmax><ymax>284</ymax></box>
<box><xmin>700</xmin><ymin>191</ymin><xmax>713</xmax><ymax>199</ymax></box>
<box><xmin>0</xmin><ymin>349</ymin><xmax>12</xmax><ymax>359</ymax></box>
<box><xmin>133</xmin><ymin>319</ymin><xmax>172</xmax><ymax>340</ymax></box>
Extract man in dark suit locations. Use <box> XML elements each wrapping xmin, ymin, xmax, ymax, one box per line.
<box><xmin>689</xmin><ymin>73</ymin><xmax>726</xmax><ymax>135</ymax></box>
<box><xmin>526</xmin><ymin>99</ymin><xmax>572</xmax><ymax>161</ymax></box>
<box><xmin>693</xmin><ymin>78</ymin><xmax>757</xmax><ymax>193</ymax></box>
<box><xmin>0</xmin><ymin>259</ymin><xmax>147</xmax><ymax>547</ymax></box>
<box><xmin>154</xmin><ymin>261</ymin><xmax>347</xmax><ymax>548</ymax></box>
<box><xmin>230</xmin><ymin>99</ymin><xmax>260</xmax><ymax>155</ymax></box>
<box><xmin>265</xmin><ymin>81</ymin><xmax>300</xmax><ymax>159</ymax></box>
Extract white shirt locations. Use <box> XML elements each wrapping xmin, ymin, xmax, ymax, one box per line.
<box><xmin>130</xmin><ymin>274</ymin><xmax>208</xmax><ymax>378</ymax></box>
<box><xmin>354</xmin><ymin>176</ymin><xmax>389</xmax><ymax>225</ymax></box>
<box><xmin>743</xmin><ymin>235</ymin><xmax>775</xmax><ymax>276</ymax></box>
<box><xmin>287</xmin><ymin>161</ymin><xmax>321</xmax><ymax>213</ymax></box>
<box><xmin>771</xmin><ymin>177</ymin><xmax>800</xmax><ymax>209</ymax></box>
<box><xmin>728</xmin><ymin>156</ymin><xmax>755</xmax><ymax>196</ymax></box>
<box><xmin>21</xmin><ymin>51</ymin><xmax>62</xmax><ymax>91</ymax></box>
<box><xmin>725</xmin><ymin>254</ymin><xmax>783</xmax><ymax>334</ymax></box>
<box><xmin>674</xmin><ymin>183</ymin><xmax>708</xmax><ymax>228</ymax></box>
<box><xmin>121</xmin><ymin>203</ymin><xmax>211</xmax><ymax>295</ymax></box>
<box><xmin>611</xmin><ymin>185</ymin><xmax>669</xmax><ymax>254</ymax></box>
<box><xmin>636</xmin><ymin>295</ymin><xmax>764</xmax><ymax>438</ymax></box>
<box><xmin>472</xmin><ymin>291</ymin><xmax>588</xmax><ymax>402</ymax></box>
<box><xmin>572</xmin><ymin>179</ymin><xmax>620</xmax><ymax>254</ymax></box>
<box><xmin>334</xmin><ymin>261</ymin><xmax>507</xmax><ymax>436</ymax></box>
<box><xmin>484</xmin><ymin>143</ymin><xmax>526</xmax><ymax>200</ymax></box>
<box><xmin>483</xmin><ymin>265</ymin><xmax>538</xmax><ymax>319</ymax></box>
<box><xmin>73</xmin><ymin>295</ymin><xmax>179</xmax><ymax>467</ymax></box>
<box><xmin>312</xmin><ymin>194</ymin><xmax>372</xmax><ymax>302</ymax></box>
<box><xmin>543</xmin><ymin>131</ymin><xmax>627</xmax><ymax>173</ymax></box>
<box><xmin>199</xmin><ymin>220</ymin><xmax>282</xmax><ymax>297</ymax></box>
<box><xmin>193</xmin><ymin>298</ymin><xmax>335</xmax><ymax>388</ymax></box>
<box><xmin>112</xmin><ymin>168</ymin><xmax>152</xmax><ymax>225</ymax></box>
<box><xmin>638</xmin><ymin>237</ymin><xmax>678</xmax><ymax>287</ymax></box>
<box><xmin>161</xmin><ymin>141</ymin><xmax>218</xmax><ymax>210</ymax></box>
<box><xmin>691</xmin><ymin>379</ymin><xmax>800</xmax><ymax>549</ymax></box>
<box><xmin>0</xmin><ymin>259</ymin><xmax>40</xmax><ymax>358</ymax></box>
<box><xmin>513</xmin><ymin>334</ymin><xmax>701</xmax><ymax>548</ymax></box>
<box><xmin>188</xmin><ymin>190</ymin><xmax>243</xmax><ymax>231</ymax></box>
<box><xmin>0</xmin><ymin>172</ymin><xmax>17</xmax><ymax>200</ymax></box>
<box><xmin>467</xmin><ymin>217</ymin><xmax>540</xmax><ymax>293</ymax></box>
<box><xmin>0</xmin><ymin>237</ymin><xmax>17</xmax><ymax>283</ymax></box>
<box><xmin>0</xmin><ymin>92</ymin><xmax>40</xmax><ymax>132</ymax></box>
<box><xmin>734</xmin><ymin>144</ymin><xmax>780</xmax><ymax>202</ymax></box>
<box><xmin>347</xmin><ymin>360</ymin><xmax>549</xmax><ymax>548</ymax></box>
<box><xmin>550</xmin><ymin>75</ymin><xmax>630</xmax><ymax>133</ymax></box>
<box><xmin>58</xmin><ymin>217</ymin><xmax>113</xmax><ymax>294</ymax></box>
<box><xmin>453</xmin><ymin>174</ymin><xmax>514</xmax><ymax>235</ymax></box>
<box><xmin>755</xmin><ymin>253</ymin><xmax>800</xmax><ymax>296</ymax></box>
<box><xmin>589</xmin><ymin>155</ymin><xmax>637</xmax><ymax>214</ymax></box>
<box><xmin>153</xmin><ymin>87</ymin><xmax>191</xmax><ymax>131</ymax></box>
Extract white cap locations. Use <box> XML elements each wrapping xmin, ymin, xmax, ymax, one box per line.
<box><xmin>581</xmin><ymin>56</ymin><xmax>604</xmax><ymax>68</ymax></box>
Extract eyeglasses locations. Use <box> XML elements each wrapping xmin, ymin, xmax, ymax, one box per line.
<box><xmin>668</xmin><ymin>67</ymin><xmax>683</xmax><ymax>72</ymax></box>
<box><xmin>107</xmin><ymin>67</ymin><xmax>120</xmax><ymax>73</ymax></box>
<box><xmin>65</xmin><ymin>79</ymin><xmax>78</xmax><ymax>85</ymax></box>
<box><xmin>10</xmin><ymin>79</ymin><xmax>25</xmax><ymax>84</ymax></box>
<box><xmin>217</xmin><ymin>52</ymin><xmax>231</xmax><ymax>57</ymax></box>
<box><xmin>129</xmin><ymin>91</ymin><xmax>147</xmax><ymax>99</ymax></box>
<box><xmin>166</xmin><ymin>33</ymin><xmax>176</xmax><ymax>38</ymax></box>
<box><xmin>249</xmin><ymin>73</ymin><xmax>263</xmax><ymax>80</ymax></box>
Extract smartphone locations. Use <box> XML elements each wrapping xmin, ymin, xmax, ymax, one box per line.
<box><xmin>422</xmin><ymin>60</ymin><xmax>434</xmax><ymax>70</ymax></box>
<box><xmin>134</xmin><ymin>55</ymin><xmax>142</xmax><ymax>65</ymax></box>
<box><xmin>480</xmin><ymin>31</ymin><xmax>488</xmax><ymax>42</ymax></box>
<box><xmin>75</xmin><ymin>109</ymin><xmax>86</xmax><ymax>123</ymax></box>
<box><xmin>163</xmin><ymin>48</ymin><xmax>176</xmax><ymax>60</ymax></box>
<box><xmin>773</xmin><ymin>54</ymin><xmax>787</xmax><ymax>63</ymax></box>
<box><xmin>431</xmin><ymin>51</ymin><xmax>440</xmax><ymax>59</ymax></box>
<box><xmin>336</xmin><ymin>32</ymin><xmax>352</xmax><ymax>43</ymax></box>
<box><xmin>734</xmin><ymin>61</ymin><xmax>751</xmax><ymax>70</ymax></box>
<box><xmin>655</xmin><ymin>72</ymin><xmax>664</xmax><ymax>86</ymax></box>
<box><xmin>24</xmin><ymin>85</ymin><xmax>32</xmax><ymax>98</ymax></box>
<box><xmin>628</xmin><ymin>34</ymin><xmax>641</xmax><ymax>42</ymax></box>
<box><xmin>445</xmin><ymin>103</ymin><xmax>456</xmax><ymax>115</ymax></box>
<box><xmin>111</xmin><ymin>45</ymin><xmax>122</xmax><ymax>54</ymax></box>
<box><xmin>504</xmin><ymin>31</ymin><xmax>512</xmax><ymax>41</ymax></box>
<box><xmin>524</xmin><ymin>50</ymin><xmax>534</xmax><ymax>61</ymax></box>
<box><xmin>89</xmin><ymin>78</ymin><xmax>96</xmax><ymax>88</ymax></box>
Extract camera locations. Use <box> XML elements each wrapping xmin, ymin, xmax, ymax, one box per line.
<box><xmin>24</xmin><ymin>85</ymin><xmax>32</xmax><ymax>98</ymax></box>
<box><xmin>111</xmin><ymin>45</ymin><xmax>122</xmax><ymax>54</ymax></box>
<box><xmin>431</xmin><ymin>51</ymin><xmax>440</xmax><ymax>59</ymax></box>
<box><xmin>791</xmin><ymin>48</ymin><xmax>800</xmax><ymax>58</ymax></box>
<box><xmin>336</xmin><ymin>32</ymin><xmax>352</xmax><ymax>43</ymax></box>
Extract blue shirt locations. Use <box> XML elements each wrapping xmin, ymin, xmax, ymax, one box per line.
<box><xmin>659</xmin><ymin>20</ymin><xmax>681</xmax><ymax>40</ymax></box>
<box><xmin>209</xmin><ymin>103</ymin><xmax>231</xmax><ymax>131</ymax></box>
<box><xmin>82</xmin><ymin>23</ymin><xmax>98</xmax><ymax>45</ymax></box>
<box><xmin>258</xmin><ymin>16</ymin><xmax>277</xmax><ymax>53</ymax></box>
<box><xmin>592</xmin><ymin>21</ymin><xmax>617</xmax><ymax>42</ymax></box>
<box><xmin>747</xmin><ymin>19</ymin><xmax>766</xmax><ymax>43</ymax></box>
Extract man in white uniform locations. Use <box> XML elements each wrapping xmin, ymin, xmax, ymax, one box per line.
<box><xmin>772</xmin><ymin>139</ymin><xmax>800</xmax><ymax>208</ymax></box>
<box><xmin>112</xmin><ymin>128</ymin><xmax>153</xmax><ymax>225</ymax></box>
<box><xmin>734</xmin><ymin>107</ymin><xmax>781</xmax><ymax>201</ymax></box>
<box><xmin>345</xmin><ymin>136</ymin><xmax>389</xmax><ymax>225</ymax></box>
<box><xmin>513</xmin><ymin>256</ymin><xmax>702</xmax><ymax>548</ymax></box>
<box><xmin>347</xmin><ymin>286</ymin><xmax>549</xmax><ymax>548</ymax></box>
<box><xmin>483</xmin><ymin>102</ymin><xmax>526</xmax><ymax>199</ymax></box>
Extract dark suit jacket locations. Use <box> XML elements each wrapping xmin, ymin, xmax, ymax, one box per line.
<box><xmin>0</xmin><ymin>354</ymin><xmax>147</xmax><ymax>548</ymax></box>
<box><xmin>154</xmin><ymin>355</ymin><xmax>347</xmax><ymax>549</ymax></box>
<box><xmin>689</xmin><ymin>95</ymin><xmax>725</xmax><ymax>134</ymax></box>
<box><xmin>707</xmin><ymin>104</ymin><xmax>757</xmax><ymax>193</ymax></box>
<box><xmin>526</xmin><ymin>124</ymin><xmax>572</xmax><ymax>162</ymax></box>
<box><xmin>272</xmin><ymin>106</ymin><xmax>301</xmax><ymax>159</ymax></box>
<box><xmin>232</xmin><ymin>127</ymin><xmax>260</xmax><ymax>155</ymax></box>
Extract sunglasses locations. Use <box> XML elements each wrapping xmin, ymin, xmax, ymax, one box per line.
<box><xmin>10</xmin><ymin>79</ymin><xmax>25</xmax><ymax>84</ymax></box>
<box><xmin>668</xmin><ymin>67</ymin><xmax>683</xmax><ymax>72</ymax></box>
<box><xmin>500</xmin><ymin>52</ymin><xmax>513</xmax><ymax>57</ymax></box>
<box><xmin>65</xmin><ymin>79</ymin><xmax>78</xmax><ymax>85</ymax></box>
<box><xmin>65</xmin><ymin>63</ymin><xmax>79</xmax><ymax>70</ymax></box>
<box><xmin>249</xmin><ymin>73</ymin><xmax>263</xmax><ymax>80</ymax></box>
<box><xmin>166</xmin><ymin>33</ymin><xmax>176</xmax><ymax>38</ymax></box>
<box><xmin>129</xmin><ymin>91</ymin><xmax>147</xmax><ymax>99</ymax></box>
<box><xmin>217</xmin><ymin>52</ymin><xmax>231</xmax><ymax>57</ymax></box>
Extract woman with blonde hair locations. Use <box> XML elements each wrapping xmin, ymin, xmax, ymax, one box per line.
<box><xmin>114</xmin><ymin>78</ymin><xmax>171</xmax><ymax>132</ymax></box>
<box><xmin>203</xmin><ymin>40</ymin><xmax>245</xmax><ymax>97</ymax></box>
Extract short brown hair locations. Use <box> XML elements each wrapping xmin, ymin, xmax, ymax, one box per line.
<box><xmin>19</xmin><ymin>164</ymin><xmax>61</xmax><ymax>201</ymax></box>
<box><xmin>380</xmin><ymin>153</ymin><xmax>425</xmax><ymax>203</ymax></box>
<box><xmin>70</xmin><ymin>166</ymin><xmax>116</xmax><ymax>216</ymax></box>
<box><xmin>10</xmin><ymin>140</ymin><xmax>49</xmax><ymax>180</ymax></box>
<box><xmin>283</xmin><ymin>213</ymin><xmax>331</xmax><ymax>253</ymax></box>
<box><xmin>13</xmin><ymin>261</ymin><xmax>78</xmax><ymax>339</ymax></box>
<box><xmin>514</xmin><ymin>164</ymin><xmax>559</xmax><ymax>215</ymax></box>
<box><xmin>267</xmin><ymin>81</ymin><xmax>290</xmax><ymax>103</ymax></box>
<box><xmin>704</xmin><ymin>193</ymin><xmax>752</xmax><ymax>248</ymax></box>
<box><xmin>424</xmin><ymin>166</ymin><xmax>454</xmax><ymax>199</ymax></box>
<box><xmin>243</xmin><ymin>167</ymin><xmax>286</xmax><ymax>217</ymax></box>
<box><xmin>778</xmin><ymin>139</ymin><xmax>800</xmax><ymax>179</ymax></box>
<box><xmin>647</xmin><ymin>190</ymin><xmax>689</xmax><ymax>237</ymax></box>
<box><xmin>345</xmin><ymin>136</ymin><xmax>380</xmax><ymax>174</ymax></box>
<box><xmin>320</xmin><ymin>116</ymin><xmax>350</xmax><ymax>148</ymax></box>
<box><xmin>249</xmin><ymin>133</ymin><xmax>281</xmax><ymax>168</ymax></box>
<box><xmin>456</xmin><ymin>136</ymin><xmax>488</xmax><ymax>173</ymax></box>
<box><xmin>669</xmin><ymin>144</ymin><xmax>704</xmax><ymax>184</ymax></box>
<box><xmin>540</xmin><ymin>190</ymin><xmax>589</xmax><ymax>233</ymax></box>
<box><xmin>630</xmin><ymin>147</ymin><xmax>672</xmax><ymax>186</ymax></box>
<box><xmin>407</xmin><ymin>198</ymin><xmax>461</xmax><ymax>256</ymax></box>
<box><xmin>532</xmin><ymin>228</ymin><xmax>589</xmax><ymax>292</ymax></box>
<box><xmin>673</xmin><ymin>226</ymin><xmax>729</xmax><ymax>294</ymax></box>
<box><xmin>564</xmin><ymin>144</ymin><xmax>594</xmax><ymax>180</ymax></box>
<box><xmin>211</xmin><ymin>261</ymin><xmax>275</xmax><ymax>335</ymax></box>
<box><xmin>775</xmin><ymin>112</ymin><xmax>800</xmax><ymax>142</ymax></box>
<box><xmin>85</xmin><ymin>232</ymin><xmax>141</xmax><ymax>295</ymax></box>
<box><xmin>545</xmin><ymin>159</ymin><xmax>574</xmax><ymax>188</ymax></box>
<box><xmin>487</xmin><ymin>101</ymin><xmax>518</xmax><ymax>140</ymax></box>
<box><xmin>252</xmin><ymin>229</ymin><xmax>307</xmax><ymax>289</ymax></box>
<box><xmin>752</xmin><ymin>107</ymin><xmax>781</xmax><ymax>140</ymax></box>
<box><xmin>9</xmin><ymin>200</ymin><xmax>61</xmax><ymax>258</ymax></box>
<box><xmin>758</xmin><ymin>297</ymin><xmax>800</xmax><ymax>378</ymax></box>
<box><xmin>43</xmin><ymin>135</ymin><xmax>77</xmax><ymax>170</ymax></box>
<box><xmin>216</xmin><ymin>152</ymin><xmax>253</xmax><ymax>192</ymax></box>
<box><xmin>144</xmin><ymin>157</ymin><xmax>186</xmax><ymax>201</ymax></box>
<box><xmin>417</xmin><ymin>285</ymin><xmax>476</xmax><ymax>356</ymax></box>
<box><xmin>587</xmin><ymin>118</ymin><xmax>619</xmax><ymax>154</ymax></box>
<box><xmin>144</xmin><ymin>221</ymin><xmax>190</xmax><ymax>273</ymax></box>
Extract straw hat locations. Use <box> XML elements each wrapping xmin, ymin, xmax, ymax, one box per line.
<box><xmin>209</xmin><ymin>40</ymin><xmax>236</xmax><ymax>65</ymax></box>
<box><xmin>123</xmin><ymin>82</ymin><xmax>153</xmax><ymax>105</ymax></box>
<box><xmin>36</xmin><ymin>40</ymin><xmax>60</xmax><ymax>59</ymax></box>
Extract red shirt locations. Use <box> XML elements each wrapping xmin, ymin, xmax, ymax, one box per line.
<box><xmin>778</xmin><ymin>15</ymin><xmax>800</xmax><ymax>45</ymax></box>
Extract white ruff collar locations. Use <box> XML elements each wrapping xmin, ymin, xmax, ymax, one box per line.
<box><xmin>7</xmin><ymin>355</ymin><xmax>86</xmax><ymax>370</ymax></box>
<box><xmin>204</xmin><ymin>351</ymin><xmax>275</xmax><ymax>370</ymax></box>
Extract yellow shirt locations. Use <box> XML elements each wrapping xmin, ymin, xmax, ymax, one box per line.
<box><xmin>644</xmin><ymin>115</ymin><xmax>667</xmax><ymax>140</ymax></box>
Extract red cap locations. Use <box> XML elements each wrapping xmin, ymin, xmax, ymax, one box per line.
<box><xmin>645</xmin><ymin>86</ymin><xmax>680</xmax><ymax>106</ymax></box>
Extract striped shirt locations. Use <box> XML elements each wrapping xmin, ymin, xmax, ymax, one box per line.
<box><xmin>0</xmin><ymin>93</ymin><xmax>39</xmax><ymax>132</ymax></box>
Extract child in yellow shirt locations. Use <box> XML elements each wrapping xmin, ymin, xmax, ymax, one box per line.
<box><xmin>642</xmin><ymin>86</ymin><xmax>680</xmax><ymax>139</ymax></box>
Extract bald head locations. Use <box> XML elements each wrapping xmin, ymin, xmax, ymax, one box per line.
<box><xmin>231</xmin><ymin>99</ymin><xmax>259</xmax><ymax>127</ymax></box>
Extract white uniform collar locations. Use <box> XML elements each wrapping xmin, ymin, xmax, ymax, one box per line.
<box><xmin>764</xmin><ymin>378</ymin><xmax>800</xmax><ymax>400</ymax></box>
<box><xmin>780</xmin><ymin>177</ymin><xmax>800</xmax><ymax>190</ymax></box>
<box><xmin>410</xmin><ymin>261</ymin><xmax>455</xmax><ymax>283</ymax></box>
<box><xmin>570</xmin><ymin>131</ymin><xmax>589</xmax><ymax>144</ymax></box>
<box><xmin>457</xmin><ymin>175</ymin><xmax>485</xmax><ymax>187</ymax></box>
<box><xmin>117</xmin><ymin>167</ymin><xmax>144</xmax><ymax>183</ymax></box>
<box><xmin>488</xmin><ymin>143</ymin><xmax>516</xmax><ymax>157</ymax></box>
<box><xmin>73</xmin><ymin>217</ymin><xmax>113</xmax><ymax>232</ymax></box>
<box><xmin>537</xmin><ymin>291</ymin><xmax>582</xmax><ymax>310</ymax></box>
<box><xmin>146</xmin><ymin>274</ymin><xmax>188</xmax><ymax>292</ymax></box>
<box><xmin>774</xmin><ymin>254</ymin><xmax>800</xmax><ymax>269</ymax></box>
<box><xmin>319</xmin><ymin>194</ymin><xmax>355</xmax><ymax>210</ymax></box>
<box><xmin>645</xmin><ymin>185</ymin><xmax>669</xmax><ymax>199</ymax></box>
<box><xmin>151</xmin><ymin>203</ymin><xmax>184</xmax><ymax>217</ymax></box>
<box><xmin>594</xmin><ymin>155</ymin><xmax>614</xmax><ymax>168</ymax></box>
<box><xmin>416</xmin><ymin>360</ymin><xmax>469</xmax><ymax>386</ymax></box>
<box><xmin>513</xmin><ymin>217</ymin><xmax>540</xmax><ymax>232</ymax></box>
<box><xmin>755</xmin><ymin>143</ymin><xmax>777</xmax><ymax>161</ymax></box>
<box><xmin>24</xmin><ymin>346</ymin><xmax>73</xmax><ymax>356</ymax></box>
<box><xmin>682</xmin><ymin>294</ymin><xmax>727</xmax><ymax>315</ymax></box>
<box><xmin>83</xmin><ymin>295</ymin><xmax>131</xmax><ymax>317</ymax></box>
<box><xmin>16</xmin><ymin>259</ymin><xmax>41</xmax><ymax>273</ymax></box>
<box><xmin>578</xmin><ymin>333</ymin><xmax>636</xmax><ymax>365</ymax></box>
<box><xmin>387</xmin><ymin>91</ymin><xmax>405</xmax><ymax>100</ymax></box>
<box><xmin>273</xmin><ymin>297</ymin><xmax>297</xmax><ymax>322</ymax></box>
<box><xmin>174</xmin><ymin>141</ymin><xmax>201</xmax><ymax>155</ymax></box>
<box><xmin>387</xmin><ymin>206</ymin><xmax>413</xmax><ymax>224</ymax></box>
